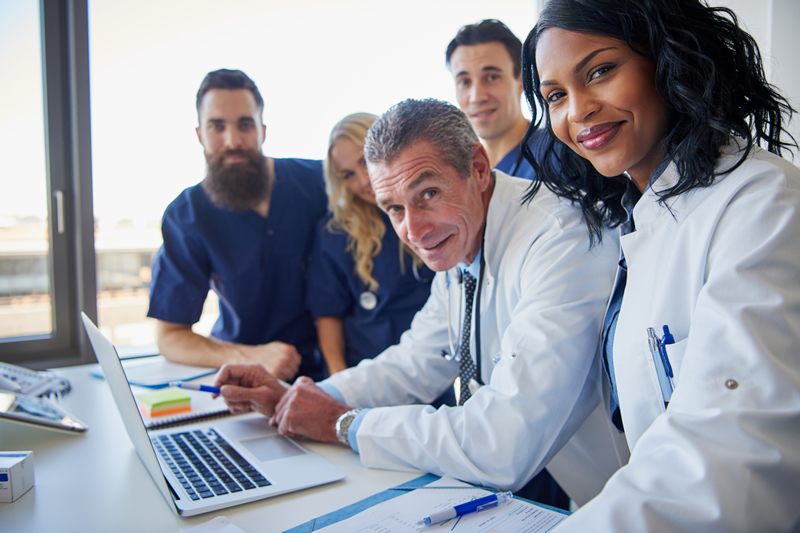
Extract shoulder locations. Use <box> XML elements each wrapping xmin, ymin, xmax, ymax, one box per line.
<box><xmin>490</xmin><ymin>171</ymin><xmax>584</xmax><ymax>232</ymax></box>
<box><xmin>274</xmin><ymin>158</ymin><xmax>324</xmax><ymax>184</ymax></box>
<box><xmin>273</xmin><ymin>157</ymin><xmax>327</xmax><ymax>208</ymax></box>
<box><xmin>654</xmin><ymin>143</ymin><xmax>800</xmax><ymax>222</ymax></box>
<box><xmin>485</xmin><ymin>171</ymin><xmax>596</xmax><ymax>266</ymax></box>
<box><xmin>162</xmin><ymin>184</ymin><xmax>216</xmax><ymax>226</ymax></box>
<box><xmin>316</xmin><ymin>213</ymin><xmax>347</xmax><ymax>239</ymax></box>
<box><xmin>717</xmin><ymin>144</ymin><xmax>800</xmax><ymax>191</ymax></box>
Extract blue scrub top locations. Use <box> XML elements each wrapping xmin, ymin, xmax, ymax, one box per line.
<box><xmin>494</xmin><ymin>128</ymin><xmax>548</xmax><ymax>180</ymax></box>
<box><xmin>148</xmin><ymin>158</ymin><xmax>327</xmax><ymax>378</ymax></box>
<box><xmin>306</xmin><ymin>210</ymin><xmax>434</xmax><ymax>368</ymax></box>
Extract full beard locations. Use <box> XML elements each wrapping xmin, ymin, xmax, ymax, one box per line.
<box><xmin>201</xmin><ymin>149</ymin><xmax>273</xmax><ymax>212</ymax></box>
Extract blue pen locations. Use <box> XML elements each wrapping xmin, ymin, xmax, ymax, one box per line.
<box><xmin>169</xmin><ymin>382</ymin><xmax>220</xmax><ymax>394</ymax></box>
<box><xmin>415</xmin><ymin>491</ymin><xmax>513</xmax><ymax>527</ymax></box>
<box><xmin>647</xmin><ymin>327</ymin><xmax>673</xmax><ymax>402</ymax></box>
<box><xmin>660</xmin><ymin>325</ymin><xmax>675</xmax><ymax>377</ymax></box>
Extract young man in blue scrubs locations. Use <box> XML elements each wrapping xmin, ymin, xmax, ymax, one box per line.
<box><xmin>147</xmin><ymin>69</ymin><xmax>327</xmax><ymax>382</ymax></box>
<box><xmin>446</xmin><ymin>20</ymin><xmax>545</xmax><ymax>180</ymax></box>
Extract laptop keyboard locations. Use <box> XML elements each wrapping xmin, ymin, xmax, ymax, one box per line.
<box><xmin>152</xmin><ymin>429</ymin><xmax>272</xmax><ymax>501</ymax></box>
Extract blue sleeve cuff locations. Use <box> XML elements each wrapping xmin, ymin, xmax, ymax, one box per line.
<box><xmin>317</xmin><ymin>381</ymin><xmax>369</xmax><ymax>453</ymax></box>
<box><xmin>317</xmin><ymin>381</ymin><xmax>345</xmax><ymax>403</ymax></box>
<box><xmin>348</xmin><ymin>409</ymin><xmax>369</xmax><ymax>453</ymax></box>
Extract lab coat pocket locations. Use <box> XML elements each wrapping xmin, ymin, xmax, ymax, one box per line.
<box><xmin>662</xmin><ymin>339</ymin><xmax>687</xmax><ymax>388</ymax></box>
<box><xmin>643</xmin><ymin>342</ymin><xmax>668</xmax><ymax>411</ymax></box>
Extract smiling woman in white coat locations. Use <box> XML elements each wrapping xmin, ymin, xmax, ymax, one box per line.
<box><xmin>520</xmin><ymin>0</ymin><xmax>800</xmax><ymax>531</ymax></box>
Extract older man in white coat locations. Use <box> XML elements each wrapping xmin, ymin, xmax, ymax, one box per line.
<box><xmin>213</xmin><ymin>99</ymin><xmax>622</xmax><ymax>502</ymax></box>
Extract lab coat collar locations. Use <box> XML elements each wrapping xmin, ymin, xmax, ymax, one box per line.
<box><xmin>633</xmin><ymin>140</ymin><xmax>749</xmax><ymax>231</ymax></box>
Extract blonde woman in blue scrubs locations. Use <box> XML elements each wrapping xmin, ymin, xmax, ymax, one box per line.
<box><xmin>307</xmin><ymin>114</ymin><xmax>447</xmax><ymax>402</ymax></box>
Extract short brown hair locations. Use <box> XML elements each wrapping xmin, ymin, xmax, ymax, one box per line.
<box><xmin>196</xmin><ymin>69</ymin><xmax>264</xmax><ymax>119</ymax></box>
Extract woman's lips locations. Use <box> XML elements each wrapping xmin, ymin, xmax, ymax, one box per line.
<box><xmin>576</xmin><ymin>122</ymin><xmax>624</xmax><ymax>150</ymax></box>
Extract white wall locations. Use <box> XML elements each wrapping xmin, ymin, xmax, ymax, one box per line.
<box><xmin>719</xmin><ymin>0</ymin><xmax>799</xmax><ymax>165</ymax></box>
<box><xmin>771</xmin><ymin>0</ymin><xmax>800</xmax><ymax>154</ymax></box>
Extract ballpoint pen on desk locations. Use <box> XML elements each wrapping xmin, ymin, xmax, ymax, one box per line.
<box><xmin>415</xmin><ymin>491</ymin><xmax>513</xmax><ymax>527</ymax></box>
<box><xmin>169</xmin><ymin>382</ymin><xmax>221</xmax><ymax>395</ymax></box>
<box><xmin>647</xmin><ymin>327</ymin><xmax>673</xmax><ymax>403</ymax></box>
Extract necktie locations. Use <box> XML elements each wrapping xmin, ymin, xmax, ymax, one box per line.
<box><xmin>458</xmin><ymin>271</ymin><xmax>478</xmax><ymax>405</ymax></box>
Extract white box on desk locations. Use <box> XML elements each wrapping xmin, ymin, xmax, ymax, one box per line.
<box><xmin>0</xmin><ymin>451</ymin><xmax>34</xmax><ymax>503</ymax></box>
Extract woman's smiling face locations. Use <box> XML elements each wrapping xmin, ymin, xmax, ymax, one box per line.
<box><xmin>535</xmin><ymin>28</ymin><xmax>670</xmax><ymax>191</ymax></box>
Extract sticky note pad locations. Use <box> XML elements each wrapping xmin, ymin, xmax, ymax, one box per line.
<box><xmin>138</xmin><ymin>389</ymin><xmax>191</xmax><ymax>417</ymax></box>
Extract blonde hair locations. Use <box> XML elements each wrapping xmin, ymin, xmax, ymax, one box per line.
<box><xmin>324</xmin><ymin>113</ymin><xmax>423</xmax><ymax>291</ymax></box>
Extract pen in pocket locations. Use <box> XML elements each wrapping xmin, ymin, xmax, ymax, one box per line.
<box><xmin>647</xmin><ymin>327</ymin><xmax>673</xmax><ymax>403</ymax></box>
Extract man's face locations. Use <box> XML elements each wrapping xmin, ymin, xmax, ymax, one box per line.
<box><xmin>196</xmin><ymin>89</ymin><xmax>271</xmax><ymax>211</ymax></box>
<box><xmin>450</xmin><ymin>42</ymin><xmax>524</xmax><ymax>141</ymax></box>
<box><xmin>369</xmin><ymin>140</ymin><xmax>492</xmax><ymax>272</ymax></box>
<box><xmin>196</xmin><ymin>88</ymin><xmax>265</xmax><ymax>158</ymax></box>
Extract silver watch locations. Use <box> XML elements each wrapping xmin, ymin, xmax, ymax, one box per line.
<box><xmin>335</xmin><ymin>408</ymin><xmax>363</xmax><ymax>447</ymax></box>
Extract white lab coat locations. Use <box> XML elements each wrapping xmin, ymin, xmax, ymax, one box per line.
<box><xmin>556</xmin><ymin>144</ymin><xmax>800</xmax><ymax>532</ymax></box>
<box><xmin>324</xmin><ymin>172</ymin><xmax>622</xmax><ymax>495</ymax></box>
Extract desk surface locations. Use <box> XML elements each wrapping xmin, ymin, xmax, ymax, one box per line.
<box><xmin>0</xmin><ymin>364</ymin><xmax>420</xmax><ymax>533</ymax></box>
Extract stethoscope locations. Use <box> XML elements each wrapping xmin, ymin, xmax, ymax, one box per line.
<box><xmin>358</xmin><ymin>254</ymin><xmax>433</xmax><ymax>311</ymax></box>
<box><xmin>442</xmin><ymin>240</ymin><xmax>486</xmax><ymax>393</ymax></box>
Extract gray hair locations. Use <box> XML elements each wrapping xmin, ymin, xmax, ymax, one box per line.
<box><xmin>364</xmin><ymin>99</ymin><xmax>478</xmax><ymax>179</ymax></box>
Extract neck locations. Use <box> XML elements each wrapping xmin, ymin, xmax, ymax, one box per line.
<box><xmin>463</xmin><ymin>175</ymin><xmax>496</xmax><ymax>265</ymax></box>
<box><xmin>253</xmin><ymin>157</ymin><xmax>275</xmax><ymax>218</ymax></box>
<box><xmin>483</xmin><ymin>116</ymin><xmax>529</xmax><ymax>167</ymax></box>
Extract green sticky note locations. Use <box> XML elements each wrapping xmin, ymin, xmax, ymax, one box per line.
<box><xmin>137</xmin><ymin>388</ymin><xmax>191</xmax><ymax>410</ymax></box>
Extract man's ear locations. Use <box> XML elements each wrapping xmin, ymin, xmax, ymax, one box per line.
<box><xmin>472</xmin><ymin>142</ymin><xmax>492</xmax><ymax>190</ymax></box>
<box><xmin>196</xmin><ymin>126</ymin><xmax>203</xmax><ymax>146</ymax></box>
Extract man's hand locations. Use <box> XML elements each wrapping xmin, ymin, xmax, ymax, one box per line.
<box><xmin>270</xmin><ymin>377</ymin><xmax>351</xmax><ymax>443</ymax></box>
<box><xmin>213</xmin><ymin>364</ymin><xmax>288</xmax><ymax>417</ymax></box>
<box><xmin>242</xmin><ymin>341</ymin><xmax>302</xmax><ymax>382</ymax></box>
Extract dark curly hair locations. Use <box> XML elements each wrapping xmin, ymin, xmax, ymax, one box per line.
<box><xmin>520</xmin><ymin>0</ymin><xmax>796</xmax><ymax>244</ymax></box>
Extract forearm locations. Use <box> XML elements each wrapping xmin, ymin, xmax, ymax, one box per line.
<box><xmin>157</xmin><ymin>320</ymin><xmax>254</xmax><ymax>368</ymax></box>
<box><xmin>316</xmin><ymin>317</ymin><xmax>348</xmax><ymax>375</ymax></box>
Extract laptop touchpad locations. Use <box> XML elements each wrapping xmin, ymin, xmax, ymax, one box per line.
<box><xmin>240</xmin><ymin>435</ymin><xmax>306</xmax><ymax>461</ymax></box>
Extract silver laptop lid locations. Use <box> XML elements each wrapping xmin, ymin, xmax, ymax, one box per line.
<box><xmin>82</xmin><ymin>312</ymin><xmax>180</xmax><ymax>514</ymax></box>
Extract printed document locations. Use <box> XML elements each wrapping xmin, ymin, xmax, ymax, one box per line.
<box><xmin>316</xmin><ymin>476</ymin><xmax>566</xmax><ymax>533</ymax></box>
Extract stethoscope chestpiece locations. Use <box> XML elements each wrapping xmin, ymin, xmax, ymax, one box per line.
<box><xmin>440</xmin><ymin>350</ymin><xmax>462</xmax><ymax>362</ymax></box>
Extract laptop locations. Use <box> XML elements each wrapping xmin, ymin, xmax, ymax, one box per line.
<box><xmin>81</xmin><ymin>313</ymin><xmax>344</xmax><ymax>517</ymax></box>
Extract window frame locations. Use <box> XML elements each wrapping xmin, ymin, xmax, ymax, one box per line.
<box><xmin>0</xmin><ymin>0</ymin><xmax>97</xmax><ymax>369</ymax></box>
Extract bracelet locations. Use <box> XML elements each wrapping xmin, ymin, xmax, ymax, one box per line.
<box><xmin>335</xmin><ymin>408</ymin><xmax>363</xmax><ymax>447</ymax></box>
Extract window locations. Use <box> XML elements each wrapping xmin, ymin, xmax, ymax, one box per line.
<box><xmin>87</xmin><ymin>0</ymin><xmax>538</xmax><ymax>355</ymax></box>
<box><xmin>1</xmin><ymin>0</ymin><xmax>540</xmax><ymax>367</ymax></box>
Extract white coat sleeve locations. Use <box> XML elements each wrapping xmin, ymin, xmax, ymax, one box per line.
<box><xmin>556</xmin><ymin>172</ymin><xmax>800</xmax><ymax>532</ymax></box>
<box><xmin>327</xmin><ymin>211</ymin><xmax>618</xmax><ymax>491</ymax></box>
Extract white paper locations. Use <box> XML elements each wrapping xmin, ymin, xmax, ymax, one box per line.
<box><xmin>315</xmin><ymin>476</ymin><xmax>567</xmax><ymax>533</ymax></box>
<box><xmin>182</xmin><ymin>516</ymin><xmax>246</xmax><ymax>533</ymax></box>
<box><xmin>95</xmin><ymin>356</ymin><xmax>217</xmax><ymax>387</ymax></box>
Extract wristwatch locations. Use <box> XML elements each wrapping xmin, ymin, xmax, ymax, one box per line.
<box><xmin>335</xmin><ymin>408</ymin><xmax>363</xmax><ymax>447</ymax></box>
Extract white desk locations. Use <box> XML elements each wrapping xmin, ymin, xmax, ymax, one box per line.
<box><xmin>0</xmin><ymin>364</ymin><xmax>421</xmax><ymax>533</ymax></box>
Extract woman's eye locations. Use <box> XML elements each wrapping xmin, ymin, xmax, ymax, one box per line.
<box><xmin>590</xmin><ymin>65</ymin><xmax>613</xmax><ymax>80</ymax></box>
<box><xmin>343</xmin><ymin>172</ymin><xmax>354</xmax><ymax>180</ymax></box>
<box><xmin>545</xmin><ymin>90</ymin><xmax>565</xmax><ymax>104</ymax></box>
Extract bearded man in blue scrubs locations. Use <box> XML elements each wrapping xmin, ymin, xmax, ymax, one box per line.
<box><xmin>147</xmin><ymin>69</ymin><xmax>327</xmax><ymax>382</ymax></box>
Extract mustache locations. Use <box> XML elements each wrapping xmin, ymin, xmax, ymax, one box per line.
<box><xmin>207</xmin><ymin>149</ymin><xmax>261</xmax><ymax>168</ymax></box>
